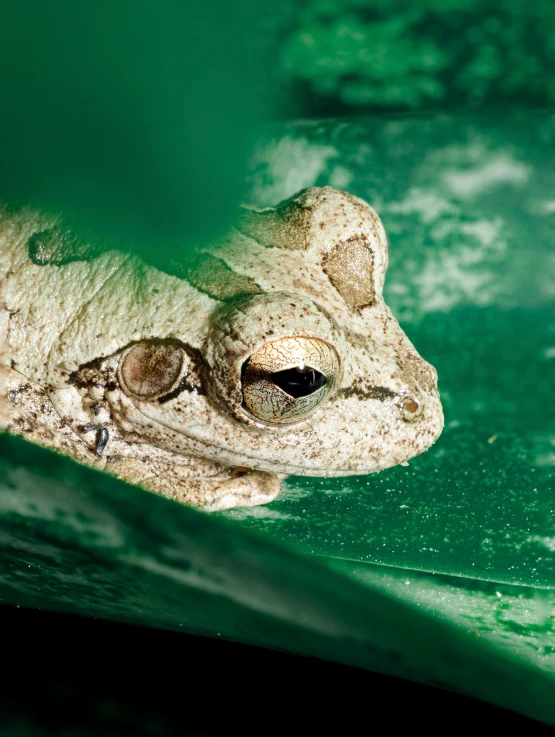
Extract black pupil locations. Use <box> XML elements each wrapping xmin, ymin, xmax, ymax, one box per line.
<box><xmin>271</xmin><ymin>365</ymin><xmax>327</xmax><ymax>398</ymax></box>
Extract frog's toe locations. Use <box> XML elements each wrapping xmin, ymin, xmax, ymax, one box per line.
<box><xmin>202</xmin><ymin>469</ymin><xmax>282</xmax><ymax>512</ymax></box>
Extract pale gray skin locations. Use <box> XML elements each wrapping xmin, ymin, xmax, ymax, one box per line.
<box><xmin>0</xmin><ymin>187</ymin><xmax>443</xmax><ymax>511</ymax></box>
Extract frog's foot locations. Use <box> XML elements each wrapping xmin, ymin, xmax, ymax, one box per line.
<box><xmin>202</xmin><ymin>468</ymin><xmax>282</xmax><ymax>512</ymax></box>
<box><xmin>140</xmin><ymin>468</ymin><xmax>282</xmax><ymax>512</ymax></box>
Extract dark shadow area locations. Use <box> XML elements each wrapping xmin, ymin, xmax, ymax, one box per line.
<box><xmin>0</xmin><ymin>605</ymin><xmax>552</xmax><ymax>736</ymax></box>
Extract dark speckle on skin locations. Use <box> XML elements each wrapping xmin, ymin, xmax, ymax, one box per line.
<box><xmin>158</xmin><ymin>376</ymin><xmax>205</xmax><ymax>403</ymax></box>
<box><xmin>339</xmin><ymin>384</ymin><xmax>397</xmax><ymax>401</ymax></box>
<box><xmin>8</xmin><ymin>383</ymin><xmax>31</xmax><ymax>402</ymax></box>
<box><xmin>13</xmin><ymin>416</ymin><xmax>35</xmax><ymax>433</ymax></box>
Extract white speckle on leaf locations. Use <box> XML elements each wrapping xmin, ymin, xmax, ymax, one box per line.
<box><xmin>459</xmin><ymin>218</ymin><xmax>504</xmax><ymax>250</ymax></box>
<box><xmin>443</xmin><ymin>155</ymin><xmax>530</xmax><ymax>199</ymax></box>
<box><xmin>249</xmin><ymin>137</ymin><xmax>339</xmax><ymax>206</ymax></box>
<box><xmin>532</xmin><ymin>200</ymin><xmax>555</xmax><ymax>215</ymax></box>
<box><xmin>328</xmin><ymin>164</ymin><xmax>354</xmax><ymax>190</ymax></box>
<box><xmin>387</xmin><ymin>188</ymin><xmax>457</xmax><ymax>223</ymax></box>
<box><xmin>222</xmin><ymin>506</ymin><xmax>298</xmax><ymax>521</ymax></box>
<box><xmin>531</xmin><ymin>433</ymin><xmax>555</xmax><ymax>467</ymax></box>
<box><xmin>531</xmin><ymin>536</ymin><xmax>555</xmax><ymax>552</ymax></box>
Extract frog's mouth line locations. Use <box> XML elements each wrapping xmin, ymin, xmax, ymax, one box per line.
<box><xmin>148</xmin><ymin>418</ymin><xmax>370</xmax><ymax>475</ymax></box>
<box><xmin>174</xmin><ymin>430</ymin><xmax>429</xmax><ymax>478</ymax></box>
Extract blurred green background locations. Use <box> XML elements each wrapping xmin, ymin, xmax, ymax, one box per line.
<box><xmin>268</xmin><ymin>0</ymin><xmax>555</xmax><ymax>114</ymax></box>
<box><xmin>1</xmin><ymin>0</ymin><xmax>554</xmax><ymax>732</ymax></box>
<box><xmin>3</xmin><ymin>0</ymin><xmax>555</xmax><ymax>256</ymax></box>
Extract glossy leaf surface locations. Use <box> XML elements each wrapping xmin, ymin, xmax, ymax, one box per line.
<box><xmin>1</xmin><ymin>113</ymin><xmax>554</xmax><ymax>725</ymax></box>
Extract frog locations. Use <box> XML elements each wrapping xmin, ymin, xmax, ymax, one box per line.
<box><xmin>0</xmin><ymin>187</ymin><xmax>443</xmax><ymax>511</ymax></box>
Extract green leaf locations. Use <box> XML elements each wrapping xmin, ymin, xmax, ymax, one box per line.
<box><xmin>2</xmin><ymin>112</ymin><xmax>554</xmax><ymax>725</ymax></box>
<box><xmin>1</xmin><ymin>433</ymin><xmax>554</xmax><ymax>725</ymax></box>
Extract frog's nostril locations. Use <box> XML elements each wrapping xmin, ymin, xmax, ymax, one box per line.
<box><xmin>402</xmin><ymin>397</ymin><xmax>419</xmax><ymax>414</ymax></box>
<box><xmin>398</xmin><ymin>390</ymin><xmax>425</xmax><ymax>421</ymax></box>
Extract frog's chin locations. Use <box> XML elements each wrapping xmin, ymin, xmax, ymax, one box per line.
<box><xmin>244</xmin><ymin>455</ymin><xmax>422</xmax><ymax>477</ymax></box>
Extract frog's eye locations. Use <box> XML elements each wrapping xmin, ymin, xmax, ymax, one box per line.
<box><xmin>241</xmin><ymin>337</ymin><xmax>339</xmax><ymax>425</ymax></box>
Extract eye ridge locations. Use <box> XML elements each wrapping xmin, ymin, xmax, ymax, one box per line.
<box><xmin>271</xmin><ymin>366</ymin><xmax>327</xmax><ymax>399</ymax></box>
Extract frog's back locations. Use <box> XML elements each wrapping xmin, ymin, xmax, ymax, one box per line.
<box><xmin>0</xmin><ymin>207</ymin><xmax>132</xmax><ymax>387</ymax></box>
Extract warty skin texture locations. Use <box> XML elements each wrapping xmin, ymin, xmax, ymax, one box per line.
<box><xmin>0</xmin><ymin>188</ymin><xmax>443</xmax><ymax>510</ymax></box>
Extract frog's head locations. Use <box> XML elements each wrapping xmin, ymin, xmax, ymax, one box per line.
<box><xmin>113</xmin><ymin>187</ymin><xmax>443</xmax><ymax>477</ymax></box>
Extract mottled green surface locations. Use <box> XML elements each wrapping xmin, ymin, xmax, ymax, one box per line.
<box><xmin>1</xmin><ymin>112</ymin><xmax>554</xmax><ymax>724</ymax></box>
<box><xmin>334</xmin><ymin>562</ymin><xmax>555</xmax><ymax>673</ymax></box>
<box><xmin>270</xmin><ymin>0</ymin><xmax>555</xmax><ymax>114</ymax></box>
